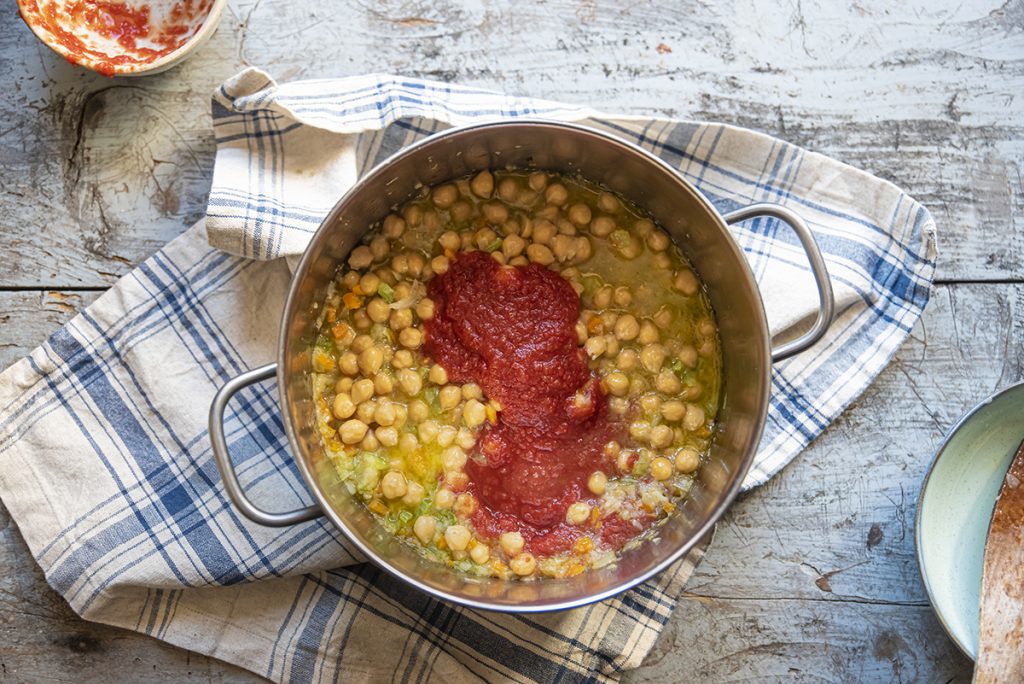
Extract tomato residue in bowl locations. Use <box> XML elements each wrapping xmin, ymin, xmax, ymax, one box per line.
<box><xmin>426</xmin><ymin>251</ymin><xmax>619</xmax><ymax>554</ymax></box>
<box><xmin>19</xmin><ymin>0</ymin><xmax>212</xmax><ymax>76</ymax></box>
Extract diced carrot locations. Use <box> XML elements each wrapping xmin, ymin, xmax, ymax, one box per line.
<box><xmin>342</xmin><ymin>292</ymin><xmax>363</xmax><ymax>309</ymax></box>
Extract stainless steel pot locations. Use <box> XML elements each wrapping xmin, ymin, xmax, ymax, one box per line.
<box><xmin>209</xmin><ymin>121</ymin><xmax>835</xmax><ymax>612</ymax></box>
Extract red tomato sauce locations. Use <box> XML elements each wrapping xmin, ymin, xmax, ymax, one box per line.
<box><xmin>426</xmin><ymin>251</ymin><xmax>618</xmax><ymax>553</ymax></box>
<box><xmin>19</xmin><ymin>0</ymin><xmax>211</xmax><ymax>76</ymax></box>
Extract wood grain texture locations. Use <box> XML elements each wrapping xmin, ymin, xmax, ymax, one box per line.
<box><xmin>975</xmin><ymin>441</ymin><xmax>1024</xmax><ymax>683</ymax></box>
<box><xmin>0</xmin><ymin>0</ymin><xmax>1021</xmax><ymax>680</ymax></box>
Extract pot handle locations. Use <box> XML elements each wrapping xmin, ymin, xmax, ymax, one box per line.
<box><xmin>209</xmin><ymin>363</ymin><xmax>323</xmax><ymax>527</ymax></box>
<box><xmin>723</xmin><ymin>203</ymin><xmax>836</xmax><ymax>363</ymax></box>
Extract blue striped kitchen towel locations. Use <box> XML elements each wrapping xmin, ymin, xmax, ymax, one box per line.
<box><xmin>0</xmin><ymin>67</ymin><xmax>935</xmax><ymax>683</ymax></box>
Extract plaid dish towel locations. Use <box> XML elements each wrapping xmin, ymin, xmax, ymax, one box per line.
<box><xmin>0</xmin><ymin>68</ymin><xmax>935</xmax><ymax>683</ymax></box>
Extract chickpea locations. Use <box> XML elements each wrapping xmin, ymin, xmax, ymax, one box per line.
<box><xmin>612</xmin><ymin>286</ymin><xmax>632</xmax><ymax>307</ymax></box>
<box><xmin>416</xmin><ymin>297</ymin><xmax>435</xmax><ymax>320</ymax></box>
<box><xmin>650</xmin><ymin>457</ymin><xmax>674</xmax><ymax>481</ymax></box>
<box><xmin>640</xmin><ymin>394</ymin><xmax>662</xmax><ymax>415</ymax></box>
<box><xmin>574</xmin><ymin>236</ymin><xmax>593</xmax><ymax>262</ymax></box>
<box><xmin>497</xmin><ymin>177</ymin><xmax>520</xmax><ymax>203</ymax></box>
<box><xmin>418</xmin><ymin>419</ymin><xmax>439</xmax><ymax>443</ymax></box>
<box><xmin>356</xmin><ymin>399</ymin><xmax>377</xmax><ymax>423</ymax></box>
<box><xmin>629</xmin><ymin>421</ymin><xmax>651</xmax><ymax>441</ymax></box>
<box><xmin>510</xmin><ymin>552</ymin><xmax>537</xmax><ymax>576</ymax></box>
<box><xmin>454</xmin><ymin>492</ymin><xmax>478</xmax><ymax>518</ymax></box>
<box><xmin>446</xmin><ymin>469</ymin><xmax>469</xmax><ymax>491</ymax></box>
<box><xmin>407</xmin><ymin>399</ymin><xmax>429</xmax><ymax>423</ymax></box>
<box><xmin>470</xmin><ymin>170</ymin><xmax>494</xmax><ymax>198</ymax></box>
<box><xmin>683</xmin><ymin>404</ymin><xmax>706</xmax><ymax>432</ymax></box>
<box><xmin>655</xmin><ymin>369</ymin><xmax>682</xmax><ymax>395</ymax></box>
<box><xmin>588</xmin><ymin>471</ymin><xmax>608</xmax><ymax>495</ymax></box>
<box><xmin>414</xmin><ymin>515</ymin><xmax>436</xmax><ymax>543</ymax></box>
<box><xmin>678</xmin><ymin>345</ymin><xmax>698</xmax><ymax>368</ymax></box>
<box><xmin>348</xmin><ymin>245</ymin><xmax>372</xmax><ymax>269</ymax></box>
<box><xmin>443</xmin><ymin>524</ymin><xmax>471</xmax><ymax>551</ymax></box>
<box><xmin>373</xmin><ymin>373</ymin><xmax>393</xmax><ymax>396</ymax></box>
<box><xmin>550</xmin><ymin>234</ymin><xmax>576</xmax><ymax>262</ymax></box>
<box><xmin>654</xmin><ymin>252</ymin><xmax>672</xmax><ymax>270</ymax></box>
<box><xmin>567</xmin><ymin>203</ymin><xmax>592</xmax><ymax>226</ymax></box>
<box><xmin>335</xmin><ymin>377</ymin><xmax>353</xmax><ymax>393</ymax></box>
<box><xmin>604</xmin><ymin>440</ymin><xmax>621</xmax><ymax>458</ymax></box>
<box><xmin>388</xmin><ymin>308</ymin><xmax>412</xmax><ymax>331</ymax></box>
<box><xmin>382</xmin><ymin>214</ymin><xmax>405</xmax><ymax>239</ymax></box>
<box><xmin>403</xmin><ymin>481</ymin><xmax>425</xmax><ymax>507</ymax></box>
<box><xmin>638</xmin><ymin>321</ymin><xmax>660</xmax><ymax>345</ymax></box>
<box><xmin>399</xmin><ymin>327</ymin><xmax>423</xmax><ymax>349</ymax></box>
<box><xmin>438</xmin><ymin>230</ymin><xmax>460</xmax><ymax>251</ymax></box>
<box><xmin>593</xmin><ymin>285</ymin><xmax>612</xmax><ymax>308</ymax></box>
<box><xmin>438</xmin><ymin>385</ymin><xmax>462</xmax><ymax>410</ymax></box>
<box><xmin>372</xmin><ymin>397</ymin><xmax>395</xmax><ymax>423</ymax></box>
<box><xmin>435</xmin><ymin>488</ymin><xmax>455</xmax><ymax>509</ymax></box>
<box><xmin>698</xmin><ymin>338</ymin><xmax>716</xmax><ymax>358</ymax></box>
<box><xmin>653</xmin><ymin>307</ymin><xmax>673</xmax><ymax>329</ymax></box>
<box><xmin>351</xmin><ymin>378</ymin><xmax>375</xmax><ymax>404</ymax></box>
<box><xmin>647</xmin><ymin>229</ymin><xmax>671</xmax><ymax>252</ymax></box>
<box><xmin>360</xmin><ymin>272</ymin><xmax>381</xmax><ymax>295</ymax></box>
<box><xmin>673</xmin><ymin>269</ymin><xmax>699</xmax><ymax>295</ymax></box>
<box><xmin>509</xmin><ymin>255</ymin><xmax>528</xmax><ymax>267</ymax></box>
<box><xmin>338</xmin><ymin>353</ymin><xmax>357</xmax><ymax>376</ymax></box>
<box><xmin>403</xmin><ymin>204</ymin><xmax>423</xmax><ymax>227</ymax></box>
<box><xmin>462</xmin><ymin>383</ymin><xmax>483</xmax><ymax>400</ymax></box>
<box><xmin>474</xmin><ymin>227</ymin><xmax>499</xmax><ymax>251</ymax></box>
<box><xmin>442</xmin><ymin>445</ymin><xmax>468</xmax><ymax>472</ymax></box>
<box><xmin>406</xmin><ymin>252</ymin><xmax>426</xmax><ymax>278</ymax></box>
<box><xmin>332</xmin><ymin>393</ymin><xmax>356</xmax><ymax>420</ymax></box>
<box><xmin>614</xmin><ymin>314</ymin><xmax>640</xmax><ymax>341</ymax></box>
<box><xmin>616</xmin><ymin>449</ymin><xmax>634</xmax><ymax>473</ymax></box>
<box><xmin>500</xmin><ymin>531</ymin><xmax>525</xmax><ymax>557</ymax></box>
<box><xmin>502</xmin><ymin>233</ymin><xmax>526</xmax><ymax>259</ymax></box>
<box><xmin>532</xmin><ymin>220</ymin><xmax>557</xmax><ymax>246</ymax></box>
<box><xmin>545</xmin><ymin>184</ymin><xmax>568</xmax><ymax>206</ymax></box>
<box><xmin>469</xmin><ymin>543</ymin><xmax>491</xmax><ymax>565</ymax></box>
<box><xmin>376</xmin><ymin>426</ymin><xmax>399</xmax><ymax>447</ymax></box>
<box><xmin>381</xmin><ymin>471</ymin><xmax>408</xmax><ymax>499</ymax></box>
<box><xmin>355</xmin><ymin>346</ymin><xmax>382</xmax><ymax>376</ymax></box>
<box><xmin>698</xmin><ymin>318</ymin><xmax>716</xmax><ymax>338</ymax></box>
<box><xmin>576</xmin><ymin>321</ymin><xmax>588</xmax><ymax>345</ymax></box>
<box><xmin>436</xmin><ymin>425</ymin><xmax>457</xmax><ymax>448</ymax></box>
<box><xmin>609</xmin><ymin>397</ymin><xmax>629</xmax><ymax>415</ymax></box>
<box><xmin>366</xmin><ymin>297</ymin><xmax>388</xmax><ymax>323</ymax></box>
<box><xmin>604</xmin><ymin>334</ymin><xmax>620</xmax><ymax>357</ymax></box>
<box><xmin>640</xmin><ymin>344</ymin><xmax>667</xmax><ymax>373</ymax></box>
<box><xmin>427</xmin><ymin>255</ymin><xmax>447</xmax><ymax>276</ymax></box>
<box><xmin>392</xmin><ymin>349</ymin><xmax>414</xmax><ymax>369</ymax></box>
<box><xmin>649</xmin><ymin>425</ymin><xmax>674</xmax><ymax>449</ymax></box>
<box><xmin>590</xmin><ymin>215</ymin><xmax>616</xmax><ymax>237</ymax></box>
<box><xmin>675</xmin><ymin>447</ymin><xmax>701</xmax><ymax>473</ymax></box>
<box><xmin>399</xmin><ymin>432</ymin><xmax>419</xmax><ymax>455</ymax></box>
<box><xmin>351</xmin><ymin>334</ymin><xmax>373</xmax><ymax>353</ymax></box>
<box><xmin>455</xmin><ymin>428</ymin><xmax>476</xmax><ymax>450</ymax></box>
<box><xmin>463</xmin><ymin>399</ymin><xmax>487</xmax><ymax>428</ymax></box>
<box><xmin>603</xmin><ymin>371</ymin><xmax>629</xmax><ymax>397</ymax></box>
<box><xmin>584</xmin><ymin>335</ymin><xmax>607</xmax><ymax>359</ymax></box>
<box><xmin>661</xmin><ymin>400</ymin><xmax>687</xmax><ymax>422</ymax></box>
<box><xmin>634</xmin><ymin>218</ymin><xmax>654</xmax><ymax>237</ymax></box>
<box><xmin>342</xmin><ymin>271</ymin><xmax>361</xmax><ymax>289</ymax></box>
<box><xmin>339</xmin><ymin>419</ymin><xmax>368</xmax><ymax>444</ymax></box>
<box><xmin>528</xmin><ymin>172</ymin><xmax>548</xmax><ymax>191</ymax></box>
<box><xmin>370</xmin><ymin>236</ymin><xmax>390</xmax><ymax>261</ymax></box>
<box><xmin>396</xmin><ymin>368</ymin><xmax>423</xmax><ymax>396</ymax></box>
<box><xmin>566</xmin><ymin>502</ymin><xmax>591</xmax><ymax>526</ymax></box>
<box><xmin>597</xmin><ymin>192</ymin><xmax>619</xmax><ymax>213</ymax></box>
<box><xmin>432</xmin><ymin>184</ymin><xmax>458</xmax><ymax>208</ymax></box>
<box><xmin>352</xmin><ymin>310</ymin><xmax>371</xmax><ymax>330</ymax></box>
<box><xmin>482</xmin><ymin>201</ymin><xmax>509</xmax><ymax>225</ymax></box>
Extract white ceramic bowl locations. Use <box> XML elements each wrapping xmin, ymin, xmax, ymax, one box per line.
<box><xmin>915</xmin><ymin>380</ymin><xmax>1024</xmax><ymax>658</ymax></box>
<box><xmin>18</xmin><ymin>0</ymin><xmax>225</xmax><ymax>76</ymax></box>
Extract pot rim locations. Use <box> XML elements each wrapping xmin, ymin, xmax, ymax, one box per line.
<box><xmin>276</xmin><ymin>119</ymin><xmax>771</xmax><ymax>612</ymax></box>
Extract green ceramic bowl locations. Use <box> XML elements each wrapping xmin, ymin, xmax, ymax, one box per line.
<box><xmin>915</xmin><ymin>380</ymin><xmax>1024</xmax><ymax>659</ymax></box>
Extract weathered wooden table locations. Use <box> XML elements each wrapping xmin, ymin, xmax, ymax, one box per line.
<box><xmin>1</xmin><ymin>0</ymin><xmax>1021</xmax><ymax>680</ymax></box>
